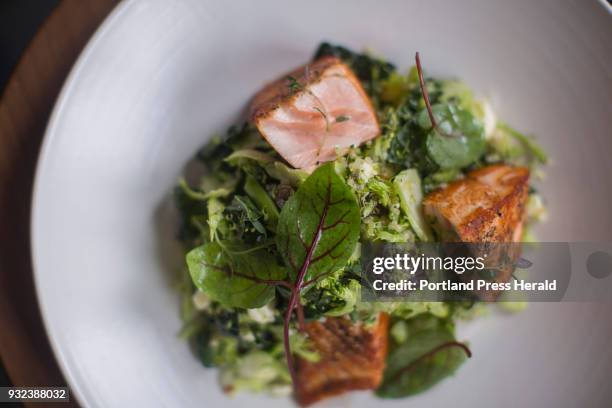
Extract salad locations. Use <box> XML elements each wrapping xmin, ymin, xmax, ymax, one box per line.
<box><xmin>174</xmin><ymin>43</ymin><xmax>547</xmax><ymax>406</ymax></box>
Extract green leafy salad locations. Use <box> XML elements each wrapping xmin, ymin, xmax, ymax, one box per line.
<box><xmin>174</xmin><ymin>43</ymin><xmax>547</xmax><ymax>403</ymax></box>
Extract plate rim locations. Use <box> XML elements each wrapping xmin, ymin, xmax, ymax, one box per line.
<box><xmin>30</xmin><ymin>1</ymin><xmax>135</xmax><ymax>406</ymax></box>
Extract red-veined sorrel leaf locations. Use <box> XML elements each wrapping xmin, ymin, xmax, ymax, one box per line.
<box><xmin>276</xmin><ymin>162</ymin><xmax>360</xmax><ymax>385</ymax></box>
<box><xmin>377</xmin><ymin>322</ymin><xmax>470</xmax><ymax>398</ymax></box>
<box><xmin>186</xmin><ymin>241</ymin><xmax>286</xmax><ymax>309</ymax></box>
<box><xmin>276</xmin><ymin>162</ymin><xmax>360</xmax><ymax>283</ymax></box>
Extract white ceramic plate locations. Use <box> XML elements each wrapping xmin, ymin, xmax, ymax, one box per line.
<box><xmin>32</xmin><ymin>0</ymin><xmax>612</xmax><ymax>407</ymax></box>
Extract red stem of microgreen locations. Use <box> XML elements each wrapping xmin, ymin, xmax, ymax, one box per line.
<box><xmin>282</xmin><ymin>184</ymin><xmax>331</xmax><ymax>387</ymax></box>
<box><xmin>221</xmin><ymin>178</ymin><xmax>339</xmax><ymax>393</ymax></box>
<box><xmin>296</xmin><ymin>302</ymin><xmax>306</xmax><ymax>331</ymax></box>
<box><xmin>415</xmin><ymin>52</ymin><xmax>438</xmax><ymax>130</ymax></box>
<box><xmin>231</xmin><ymin>271</ymin><xmax>293</xmax><ymax>289</ymax></box>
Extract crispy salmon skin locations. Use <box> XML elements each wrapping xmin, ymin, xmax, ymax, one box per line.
<box><xmin>249</xmin><ymin>56</ymin><xmax>380</xmax><ymax>169</ymax></box>
<box><xmin>423</xmin><ymin>164</ymin><xmax>530</xmax><ymax>243</ymax></box>
<box><xmin>294</xmin><ymin>314</ymin><xmax>389</xmax><ymax>406</ymax></box>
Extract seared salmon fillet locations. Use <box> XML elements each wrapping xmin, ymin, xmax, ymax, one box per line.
<box><xmin>249</xmin><ymin>56</ymin><xmax>380</xmax><ymax>169</ymax></box>
<box><xmin>423</xmin><ymin>165</ymin><xmax>529</xmax><ymax>299</ymax></box>
<box><xmin>294</xmin><ymin>314</ymin><xmax>389</xmax><ymax>406</ymax></box>
<box><xmin>423</xmin><ymin>165</ymin><xmax>529</xmax><ymax>243</ymax></box>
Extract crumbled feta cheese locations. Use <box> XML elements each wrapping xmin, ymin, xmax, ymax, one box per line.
<box><xmin>192</xmin><ymin>290</ymin><xmax>211</xmax><ymax>311</ymax></box>
<box><xmin>247</xmin><ymin>304</ymin><xmax>275</xmax><ymax>324</ymax></box>
<box><xmin>242</xmin><ymin>331</ymin><xmax>255</xmax><ymax>342</ymax></box>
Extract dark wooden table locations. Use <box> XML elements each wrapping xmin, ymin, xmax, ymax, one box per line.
<box><xmin>0</xmin><ymin>1</ymin><xmax>118</xmax><ymax>405</ymax></box>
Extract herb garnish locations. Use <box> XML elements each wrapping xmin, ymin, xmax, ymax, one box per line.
<box><xmin>286</xmin><ymin>75</ymin><xmax>331</xmax><ymax>133</ymax></box>
<box><xmin>335</xmin><ymin>115</ymin><xmax>350</xmax><ymax>123</ymax></box>
<box><xmin>186</xmin><ymin>241</ymin><xmax>287</xmax><ymax>309</ymax></box>
<box><xmin>377</xmin><ymin>315</ymin><xmax>471</xmax><ymax>398</ymax></box>
<box><xmin>384</xmin><ymin>341</ymin><xmax>471</xmax><ymax>385</ymax></box>
<box><xmin>414</xmin><ymin>52</ymin><xmax>486</xmax><ymax>169</ymax></box>
<box><xmin>313</xmin><ymin>106</ymin><xmax>331</xmax><ymax>131</ymax></box>
<box><xmin>186</xmin><ymin>163</ymin><xmax>360</xmax><ymax>389</ymax></box>
<box><xmin>277</xmin><ymin>163</ymin><xmax>360</xmax><ymax>385</ymax></box>
<box><xmin>415</xmin><ymin>52</ymin><xmax>442</xmax><ymax>135</ymax></box>
<box><xmin>287</xmin><ymin>75</ymin><xmax>303</xmax><ymax>93</ymax></box>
